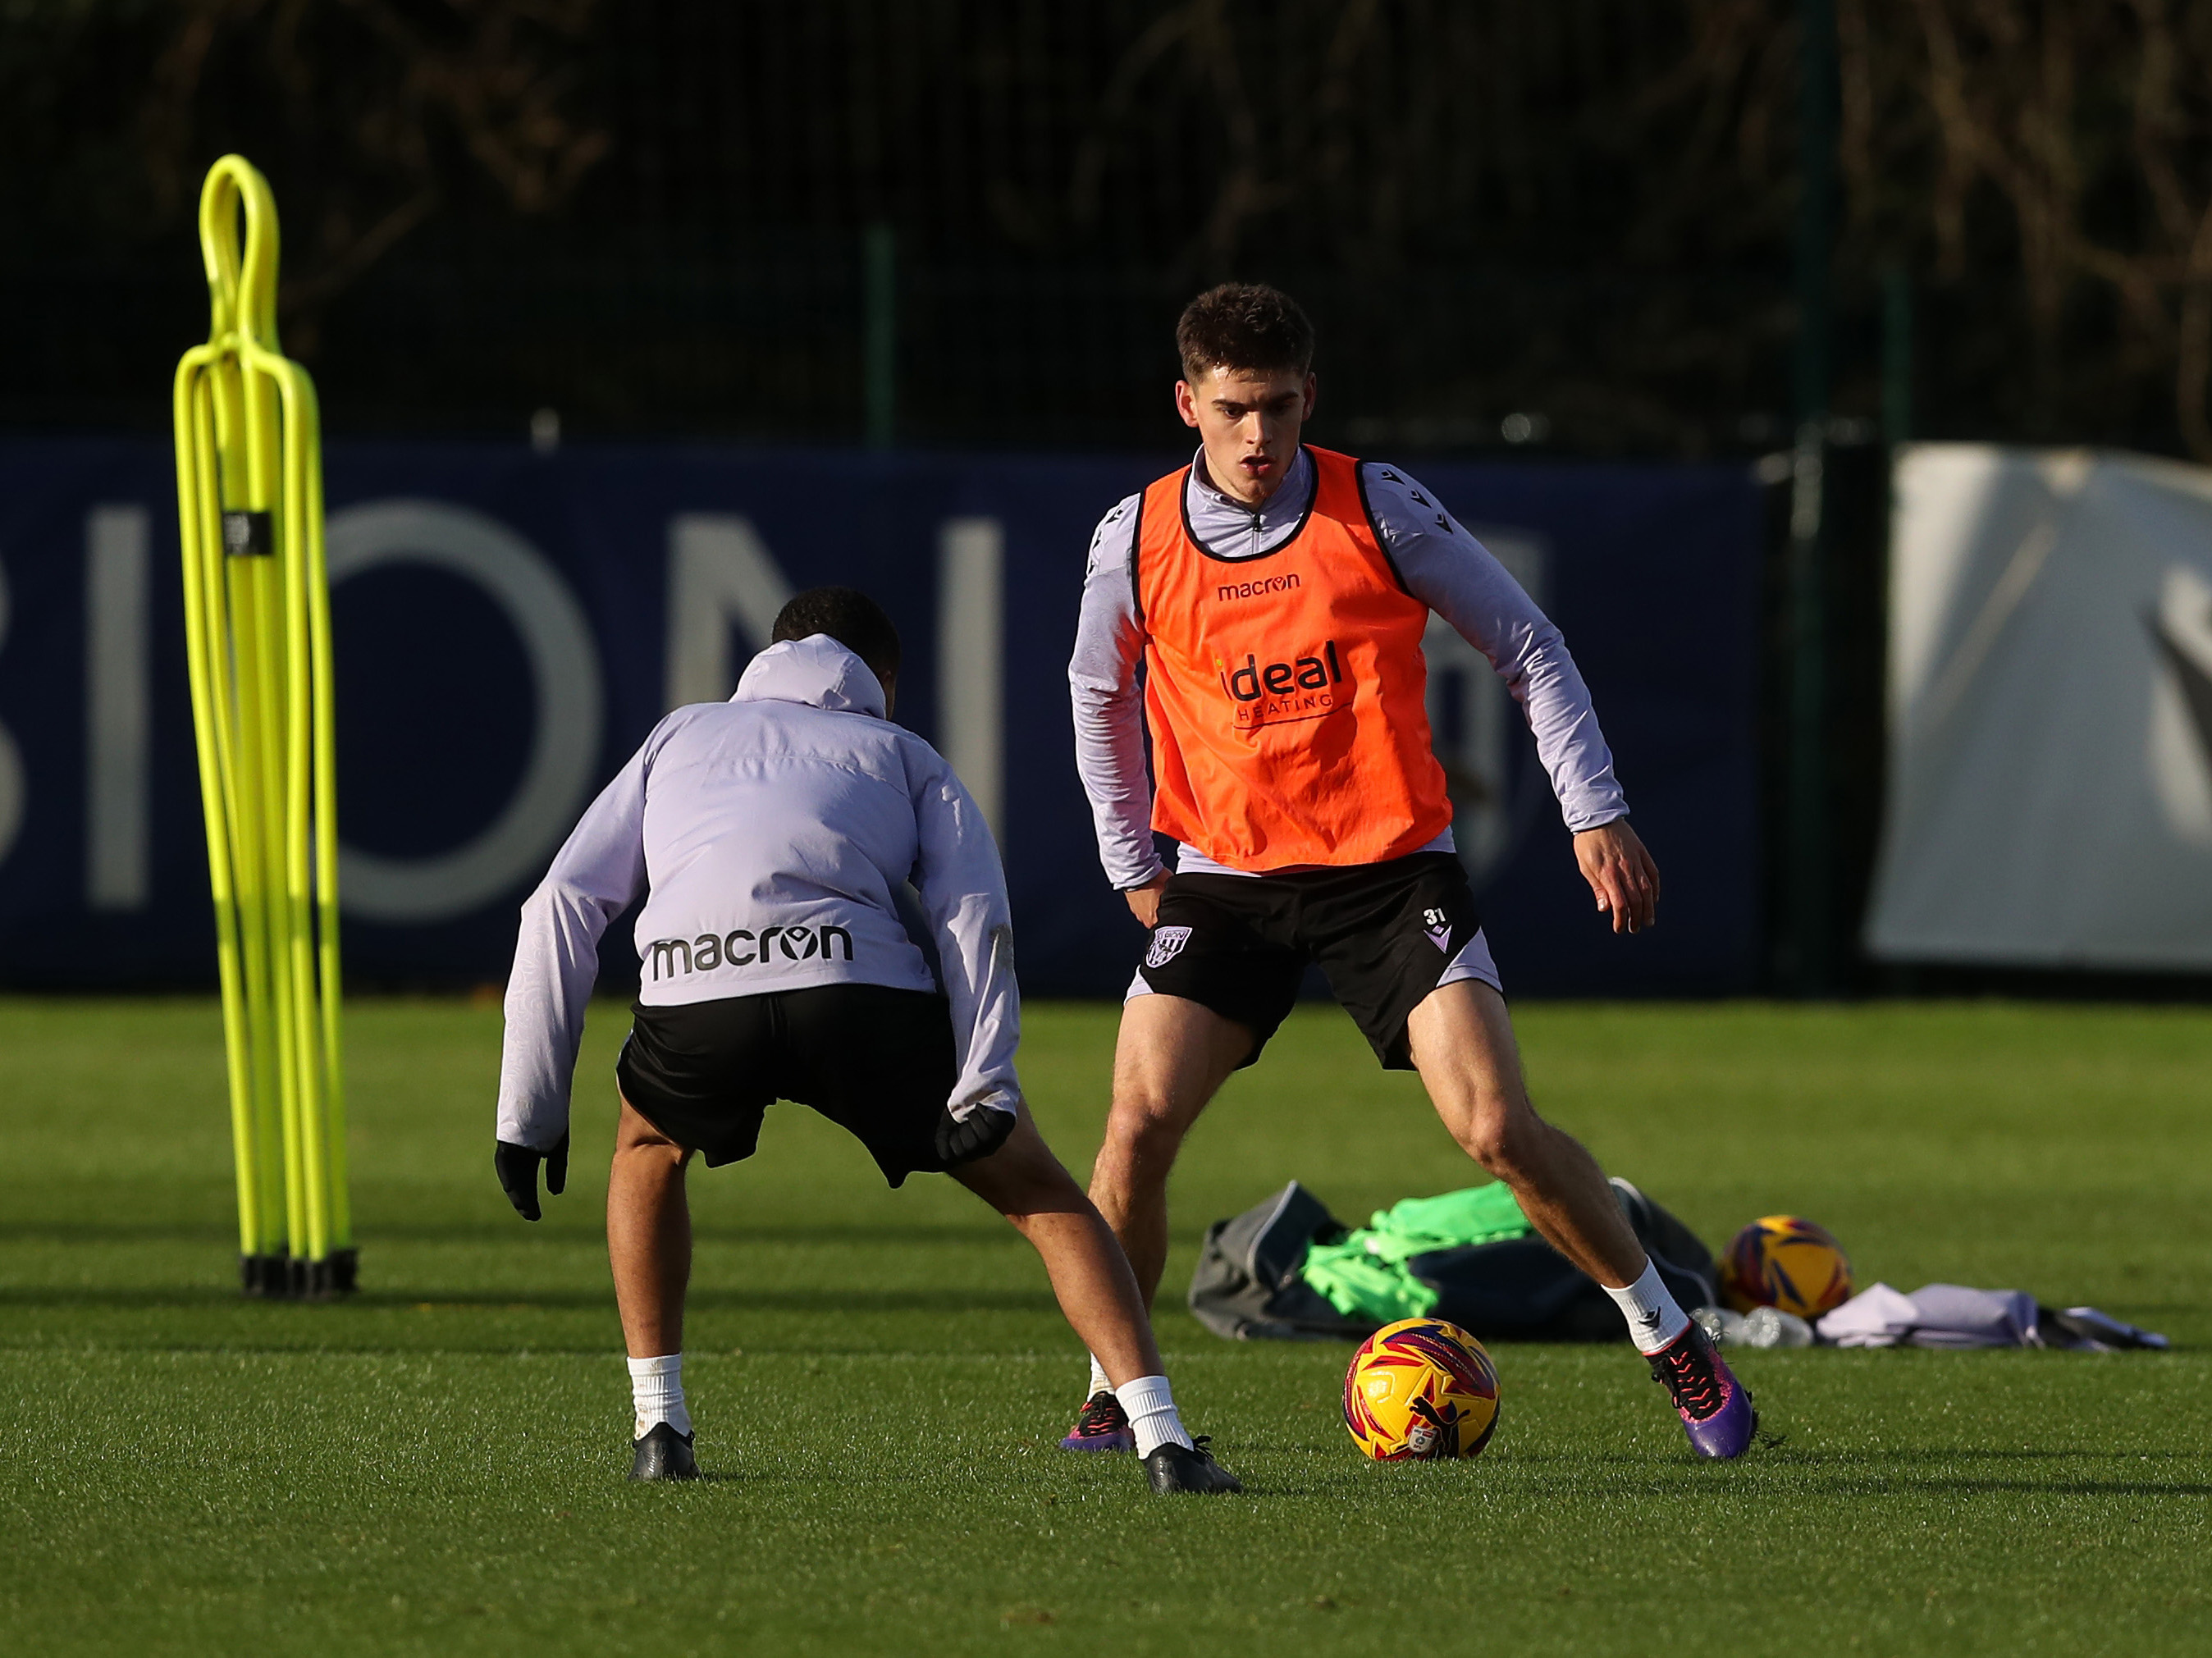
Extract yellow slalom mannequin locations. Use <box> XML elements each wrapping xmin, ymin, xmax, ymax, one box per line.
<box><xmin>172</xmin><ymin>155</ymin><xmax>352</xmax><ymax>1298</ymax></box>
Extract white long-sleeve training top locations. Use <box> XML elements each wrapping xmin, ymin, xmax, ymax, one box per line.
<box><xmin>1068</xmin><ymin>447</ymin><xmax>1629</xmax><ymax>889</ymax></box>
<box><xmin>497</xmin><ymin>634</ymin><xmax>1021</xmax><ymax>1150</ymax></box>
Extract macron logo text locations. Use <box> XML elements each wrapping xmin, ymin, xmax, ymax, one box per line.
<box><xmin>649</xmin><ymin>924</ymin><xmax>854</xmax><ymax>981</ymax></box>
<box><xmin>1215</xmin><ymin>573</ymin><xmax>1301</xmax><ymax>603</ymax></box>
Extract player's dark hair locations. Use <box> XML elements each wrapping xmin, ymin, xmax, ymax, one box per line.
<box><xmin>771</xmin><ymin>586</ymin><xmax>902</xmax><ymax>687</ymax></box>
<box><xmin>1176</xmin><ymin>283</ymin><xmax>1315</xmax><ymax>382</ymax></box>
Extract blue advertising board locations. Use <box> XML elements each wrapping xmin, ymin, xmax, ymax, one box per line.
<box><xmin>0</xmin><ymin>437</ymin><xmax>1761</xmax><ymax>997</ymax></box>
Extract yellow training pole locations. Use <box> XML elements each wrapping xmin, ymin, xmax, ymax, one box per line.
<box><xmin>174</xmin><ymin>359</ymin><xmax>259</xmax><ymax>1263</ymax></box>
<box><xmin>173</xmin><ymin>155</ymin><xmax>353</xmax><ymax>1297</ymax></box>
<box><xmin>275</xmin><ymin>355</ymin><xmax>330</xmax><ymax>1267</ymax></box>
<box><xmin>300</xmin><ymin>381</ymin><xmax>351</xmax><ymax>1254</ymax></box>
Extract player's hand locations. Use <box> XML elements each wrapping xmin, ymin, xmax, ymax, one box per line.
<box><xmin>935</xmin><ymin>1101</ymin><xmax>1018</xmax><ymax>1167</ymax></box>
<box><xmin>1124</xmin><ymin>872</ymin><xmax>1170</xmax><ymax>929</ymax></box>
<box><xmin>495</xmin><ymin>1134</ymin><xmax>569</xmax><ymax>1222</ymax></box>
<box><xmin>1574</xmin><ymin>819</ymin><xmax>1660</xmax><ymax>935</ymax></box>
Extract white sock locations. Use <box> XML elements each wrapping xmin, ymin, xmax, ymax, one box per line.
<box><xmin>628</xmin><ymin>1353</ymin><xmax>692</xmax><ymax>1439</ymax></box>
<box><xmin>1086</xmin><ymin>1354</ymin><xmax>1113</xmax><ymax>1400</ymax></box>
<box><xmin>1115</xmin><ymin>1373</ymin><xmax>1192</xmax><ymax>1459</ymax></box>
<box><xmin>1603</xmin><ymin>1259</ymin><xmax>1691</xmax><ymax>1354</ymax></box>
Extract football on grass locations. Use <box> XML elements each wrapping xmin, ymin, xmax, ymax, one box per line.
<box><xmin>1721</xmin><ymin>1214</ymin><xmax>1854</xmax><ymax>1318</ymax></box>
<box><xmin>1343</xmin><ymin>1318</ymin><xmax>1501</xmax><ymax>1460</ymax></box>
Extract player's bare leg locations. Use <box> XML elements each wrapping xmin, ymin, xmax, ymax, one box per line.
<box><xmin>1086</xmin><ymin>993</ymin><xmax>1255</xmax><ymax>1308</ymax></box>
<box><xmin>1405</xmin><ymin>980</ymin><xmax>1643</xmax><ymax>1286</ymax></box>
<box><xmin>609</xmin><ymin>1097</ymin><xmax>692</xmax><ymax>1355</ymax></box>
<box><xmin>957</xmin><ymin>1109</ymin><xmax>1240</xmax><ymax>1491</ymax></box>
<box><xmin>607</xmin><ymin>1096</ymin><xmax>700</xmax><ymax>1478</ymax></box>
<box><xmin>1058</xmin><ymin>993</ymin><xmax>1250</xmax><ymax>1452</ymax></box>
<box><xmin>953</xmin><ymin>1110</ymin><xmax>1167</xmax><ymax>1386</ymax></box>
<box><xmin>1410</xmin><ymin>980</ymin><xmax>1755</xmax><ymax>1458</ymax></box>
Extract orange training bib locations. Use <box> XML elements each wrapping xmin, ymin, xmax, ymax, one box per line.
<box><xmin>1133</xmin><ymin>446</ymin><xmax>1451</xmax><ymax>870</ymax></box>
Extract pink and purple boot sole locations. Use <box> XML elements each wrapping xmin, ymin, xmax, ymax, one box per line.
<box><xmin>1060</xmin><ymin>1390</ymin><xmax>1136</xmax><ymax>1452</ymax></box>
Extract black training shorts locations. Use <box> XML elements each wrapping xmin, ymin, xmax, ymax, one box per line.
<box><xmin>615</xmin><ymin>983</ymin><xmax>955</xmax><ymax>1186</ymax></box>
<box><xmin>1135</xmin><ymin>851</ymin><xmax>1484</xmax><ymax>1071</ymax></box>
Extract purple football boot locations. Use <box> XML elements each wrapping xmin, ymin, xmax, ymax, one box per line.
<box><xmin>1648</xmin><ymin>1322</ymin><xmax>1757</xmax><ymax>1459</ymax></box>
<box><xmin>1059</xmin><ymin>1390</ymin><xmax>1136</xmax><ymax>1452</ymax></box>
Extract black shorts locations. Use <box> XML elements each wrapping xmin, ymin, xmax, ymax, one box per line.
<box><xmin>1135</xmin><ymin>852</ymin><xmax>1484</xmax><ymax>1070</ymax></box>
<box><xmin>615</xmin><ymin>983</ymin><xmax>955</xmax><ymax>1187</ymax></box>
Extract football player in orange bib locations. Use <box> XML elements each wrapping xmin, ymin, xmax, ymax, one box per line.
<box><xmin>1063</xmin><ymin>285</ymin><xmax>1756</xmax><ymax>1460</ymax></box>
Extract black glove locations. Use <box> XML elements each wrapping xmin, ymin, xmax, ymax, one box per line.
<box><xmin>495</xmin><ymin>1134</ymin><xmax>569</xmax><ymax>1222</ymax></box>
<box><xmin>935</xmin><ymin>1103</ymin><xmax>1017</xmax><ymax>1168</ymax></box>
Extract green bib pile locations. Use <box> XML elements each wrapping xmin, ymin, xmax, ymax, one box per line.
<box><xmin>1299</xmin><ymin>1182</ymin><xmax>1535</xmax><ymax>1323</ymax></box>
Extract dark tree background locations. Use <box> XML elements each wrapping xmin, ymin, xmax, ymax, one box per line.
<box><xmin>7</xmin><ymin>0</ymin><xmax>2212</xmax><ymax>455</ymax></box>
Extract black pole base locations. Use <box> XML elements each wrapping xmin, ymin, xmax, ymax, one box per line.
<box><xmin>240</xmin><ymin>1247</ymin><xmax>360</xmax><ymax>1300</ymax></box>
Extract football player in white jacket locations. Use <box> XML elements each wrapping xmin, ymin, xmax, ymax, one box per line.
<box><xmin>496</xmin><ymin>587</ymin><xmax>1237</xmax><ymax>1492</ymax></box>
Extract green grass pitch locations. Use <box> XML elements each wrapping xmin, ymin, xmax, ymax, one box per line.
<box><xmin>1</xmin><ymin>996</ymin><xmax>2205</xmax><ymax>1654</ymax></box>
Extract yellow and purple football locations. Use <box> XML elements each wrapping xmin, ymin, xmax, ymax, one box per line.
<box><xmin>1342</xmin><ymin>1317</ymin><xmax>1501</xmax><ymax>1461</ymax></box>
<box><xmin>1720</xmin><ymin>1214</ymin><xmax>1853</xmax><ymax>1318</ymax></box>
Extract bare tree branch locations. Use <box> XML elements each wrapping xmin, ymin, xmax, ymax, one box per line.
<box><xmin>135</xmin><ymin>0</ymin><xmax>607</xmax><ymax>341</ymax></box>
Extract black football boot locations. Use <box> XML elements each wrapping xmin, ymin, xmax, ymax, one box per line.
<box><xmin>628</xmin><ymin>1422</ymin><xmax>702</xmax><ymax>1482</ymax></box>
<box><xmin>1143</xmin><ymin>1436</ymin><xmax>1242</xmax><ymax>1494</ymax></box>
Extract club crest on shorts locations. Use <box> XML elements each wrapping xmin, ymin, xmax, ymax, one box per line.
<box><xmin>1422</xmin><ymin>906</ymin><xmax>1453</xmax><ymax>952</ymax></box>
<box><xmin>1145</xmin><ymin>925</ymin><xmax>1194</xmax><ymax>969</ymax></box>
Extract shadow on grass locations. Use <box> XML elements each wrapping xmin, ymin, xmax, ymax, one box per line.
<box><xmin>1263</xmin><ymin>1447</ymin><xmax>2212</xmax><ymax>1500</ymax></box>
<box><xmin>0</xmin><ymin>1221</ymin><xmax>1013</xmax><ymax>1249</ymax></box>
<box><xmin>1760</xmin><ymin>1447</ymin><xmax>2199</xmax><ymax>1464</ymax></box>
<box><xmin>1259</xmin><ymin>1473</ymin><xmax>2212</xmax><ymax>1500</ymax></box>
<box><xmin>1482</xmin><ymin>1446</ymin><xmax>2202</xmax><ymax>1469</ymax></box>
<box><xmin>1792</xmin><ymin>1478</ymin><xmax>2210</xmax><ymax>1496</ymax></box>
<box><xmin>0</xmin><ymin>1285</ymin><xmax>1061</xmax><ymax>1315</ymax></box>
